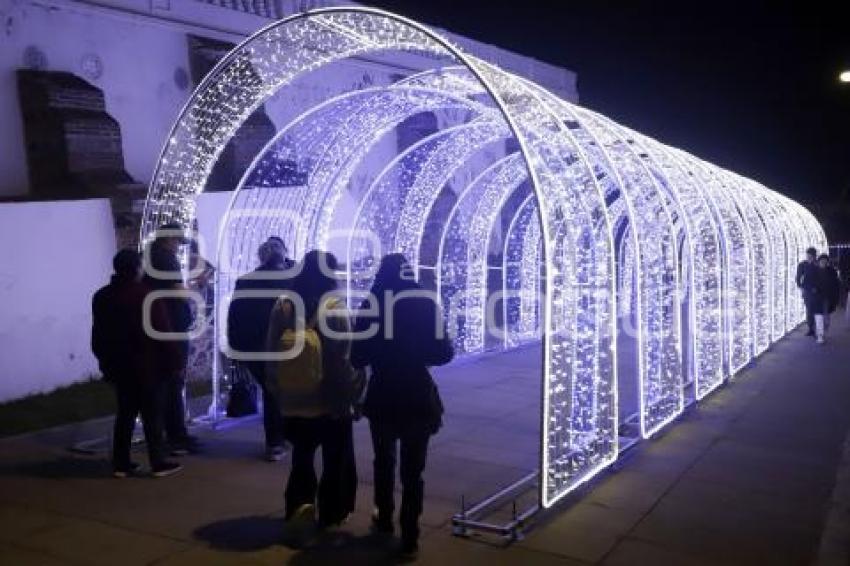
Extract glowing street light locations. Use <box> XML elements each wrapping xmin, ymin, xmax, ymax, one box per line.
<box><xmin>840</xmin><ymin>70</ymin><xmax>850</xmax><ymax>83</ymax></box>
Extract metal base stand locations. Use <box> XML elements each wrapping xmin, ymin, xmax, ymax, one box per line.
<box><xmin>451</xmin><ymin>471</ymin><xmax>540</xmax><ymax>542</ymax></box>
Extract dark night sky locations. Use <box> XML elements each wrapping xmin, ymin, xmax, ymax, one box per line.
<box><xmin>366</xmin><ymin>1</ymin><xmax>850</xmax><ymax>219</ymax></box>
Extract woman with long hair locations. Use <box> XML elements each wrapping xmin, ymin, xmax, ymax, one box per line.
<box><xmin>266</xmin><ymin>250</ymin><xmax>363</xmax><ymax>534</ymax></box>
<box><xmin>813</xmin><ymin>253</ymin><xmax>841</xmax><ymax>344</ymax></box>
<box><xmin>351</xmin><ymin>253</ymin><xmax>454</xmax><ymax>557</ymax></box>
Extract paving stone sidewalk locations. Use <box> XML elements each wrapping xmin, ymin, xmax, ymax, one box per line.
<box><xmin>1</xmin><ymin>324</ymin><xmax>849</xmax><ymax>565</ymax></box>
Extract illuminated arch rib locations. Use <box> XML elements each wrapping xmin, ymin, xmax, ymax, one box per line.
<box><xmin>142</xmin><ymin>7</ymin><xmax>825</xmax><ymax>510</ymax></box>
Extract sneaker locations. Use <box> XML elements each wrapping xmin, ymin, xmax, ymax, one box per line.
<box><xmin>151</xmin><ymin>461</ymin><xmax>183</xmax><ymax>478</ymax></box>
<box><xmin>265</xmin><ymin>445</ymin><xmax>286</xmax><ymax>462</ymax></box>
<box><xmin>817</xmin><ymin>335</ymin><xmax>825</xmax><ymax>344</ymax></box>
<box><xmin>288</xmin><ymin>503</ymin><xmax>315</xmax><ymax>526</ymax></box>
<box><xmin>112</xmin><ymin>461</ymin><xmax>142</xmax><ymax>478</ymax></box>
<box><xmin>284</xmin><ymin>503</ymin><xmax>316</xmax><ymax>547</ymax></box>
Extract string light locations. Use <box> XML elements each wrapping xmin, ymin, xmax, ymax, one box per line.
<box><xmin>142</xmin><ymin>7</ymin><xmax>826</xmax><ymax>510</ymax></box>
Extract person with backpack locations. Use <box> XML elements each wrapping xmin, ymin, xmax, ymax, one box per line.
<box><xmin>351</xmin><ymin>253</ymin><xmax>454</xmax><ymax>558</ymax></box>
<box><xmin>265</xmin><ymin>250</ymin><xmax>364</xmax><ymax>532</ymax></box>
<box><xmin>227</xmin><ymin>237</ymin><xmax>296</xmax><ymax>461</ymax></box>
<box><xmin>91</xmin><ymin>249</ymin><xmax>183</xmax><ymax>478</ymax></box>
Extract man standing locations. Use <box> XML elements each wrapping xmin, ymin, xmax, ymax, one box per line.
<box><xmin>143</xmin><ymin>223</ymin><xmax>199</xmax><ymax>455</ymax></box>
<box><xmin>92</xmin><ymin>249</ymin><xmax>183</xmax><ymax>477</ymax></box>
<box><xmin>227</xmin><ymin>237</ymin><xmax>296</xmax><ymax>461</ymax></box>
<box><xmin>796</xmin><ymin>247</ymin><xmax>819</xmax><ymax>337</ymax></box>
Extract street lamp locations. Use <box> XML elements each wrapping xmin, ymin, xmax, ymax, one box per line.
<box><xmin>840</xmin><ymin>70</ymin><xmax>850</xmax><ymax>83</ymax></box>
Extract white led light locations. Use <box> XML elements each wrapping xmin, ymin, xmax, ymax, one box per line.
<box><xmin>142</xmin><ymin>7</ymin><xmax>826</xmax><ymax>511</ymax></box>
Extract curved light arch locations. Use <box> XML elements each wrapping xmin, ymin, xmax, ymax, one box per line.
<box><xmin>143</xmin><ymin>7</ymin><xmax>826</xmax><ymax>511</ymax></box>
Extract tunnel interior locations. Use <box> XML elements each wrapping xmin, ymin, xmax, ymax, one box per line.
<box><xmin>142</xmin><ymin>8</ymin><xmax>827</xmax><ymax>509</ymax></box>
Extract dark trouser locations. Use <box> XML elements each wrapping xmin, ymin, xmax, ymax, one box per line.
<box><xmin>246</xmin><ymin>361</ymin><xmax>285</xmax><ymax>448</ymax></box>
<box><xmin>164</xmin><ymin>370</ymin><xmax>189</xmax><ymax>443</ymax></box>
<box><xmin>369</xmin><ymin>419</ymin><xmax>431</xmax><ymax>544</ymax></box>
<box><xmin>803</xmin><ymin>291</ymin><xmax>816</xmax><ymax>333</ymax></box>
<box><xmin>112</xmin><ymin>379</ymin><xmax>166</xmax><ymax>470</ymax></box>
<box><xmin>283</xmin><ymin>416</ymin><xmax>356</xmax><ymax>525</ymax></box>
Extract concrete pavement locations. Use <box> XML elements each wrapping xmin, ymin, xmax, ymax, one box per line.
<box><xmin>1</xmin><ymin>321</ymin><xmax>849</xmax><ymax>565</ymax></box>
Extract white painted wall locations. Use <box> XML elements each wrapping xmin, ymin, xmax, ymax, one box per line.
<box><xmin>0</xmin><ymin>0</ymin><xmax>577</xmax><ymax>198</ymax></box>
<box><xmin>0</xmin><ymin>0</ymin><xmax>191</xmax><ymax>197</ymax></box>
<box><xmin>0</xmin><ymin>0</ymin><xmax>579</xmax><ymax>402</ymax></box>
<box><xmin>0</xmin><ymin>199</ymin><xmax>117</xmax><ymax>401</ymax></box>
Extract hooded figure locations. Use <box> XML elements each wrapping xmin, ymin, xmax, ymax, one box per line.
<box><xmin>351</xmin><ymin>253</ymin><xmax>454</xmax><ymax>557</ymax></box>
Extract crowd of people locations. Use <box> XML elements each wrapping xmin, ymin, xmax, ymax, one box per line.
<box><xmin>796</xmin><ymin>246</ymin><xmax>843</xmax><ymax>344</ymax></box>
<box><xmin>91</xmin><ymin>224</ymin><xmax>843</xmax><ymax>557</ymax></box>
<box><xmin>91</xmin><ymin>226</ymin><xmax>453</xmax><ymax>558</ymax></box>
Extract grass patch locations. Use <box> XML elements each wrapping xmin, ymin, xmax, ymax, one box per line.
<box><xmin>0</xmin><ymin>377</ymin><xmax>213</xmax><ymax>438</ymax></box>
<box><xmin>0</xmin><ymin>378</ymin><xmax>114</xmax><ymax>438</ymax></box>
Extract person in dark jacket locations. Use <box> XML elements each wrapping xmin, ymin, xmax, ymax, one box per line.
<box><xmin>351</xmin><ymin>254</ymin><xmax>454</xmax><ymax>558</ymax></box>
<box><xmin>265</xmin><ymin>250</ymin><xmax>364</xmax><ymax>533</ymax></box>
<box><xmin>142</xmin><ymin>223</ymin><xmax>198</xmax><ymax>455</ymax></box>
<box><xmin>812</xmin><ymin>254</ymin><xmax>841</xmax><ymax>344</ymax></box>
<box><xmin>796</xmin><ymin>247</ymin><xmax>819</xmax><ymax>337</ymax></box>
<box><xmin>92</xmin><ymin>249</ymin><xmax>183</xmax><ymax>478</ymax></box>
<box><xmin>227</xmin><ymin>237</ymin><xmax>296</xmax><ymax>461</ymax></box>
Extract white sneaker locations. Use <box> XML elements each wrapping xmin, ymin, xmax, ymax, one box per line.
<box><xmin>817</xmin><ymin>335</ymin><xmax>825</xmax><ymax>344</ymax></box>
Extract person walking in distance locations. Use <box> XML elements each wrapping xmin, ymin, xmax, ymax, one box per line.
<box><xmin>813</xmin><ymin>254</ymin><xmax>841</xmax><ymax>344</ymax></box>
<box><xmin>796</xmin><ymin>247</ymin><xmax>819</xmax><ymax>337</ymax></box>
<box><xmin>91</xmin><ymin>249</ymin><xmax>183</xmax><ymax>478</ymax></box>
<box><xmin>227</xmin><ymin>237</ymin><xmax>296</xmax><ymax>461</ymax></box>
<box><xmin>351</xmin><ymin>254</ymin><xmax>454</xmax><ymax>558</ymax></box>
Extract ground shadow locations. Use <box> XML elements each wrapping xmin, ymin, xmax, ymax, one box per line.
<box><xmin>195</xmin><ymin>516</ymin><xmax>409</xmax><ymax>564</ymax></box>
<box><xmin>1</xmin><ymin>455</ymin><xmax>110</xmax><ymax>479</ymax></box>
<box><xmin>287</xmin><ymin>531</ymin><xmax>403</xmax><ymax>566</ymax></box>
<box><xmin>194</xmin><ymin>515</ymin><xmax>285</xmax><ymax>552</ymax></box>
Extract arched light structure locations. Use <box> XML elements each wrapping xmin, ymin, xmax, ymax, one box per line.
<box><xmin>141</xmin><ymin>8</ymin><xmax>827</xmax><ymax>509</ymax></box>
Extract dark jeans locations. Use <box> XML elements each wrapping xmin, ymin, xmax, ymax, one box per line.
<box><xmin>112</xmin><ymin>379</ymin><xmax>166</xmax><ymax>470</ymax></box>
<box><xmin>369</xmin><ymin>419</ymin><xmax>431</xmax><ymax>543</ymax></box>
<box><xmin>164</xmin><ymin>371</ymin><xmax>189</xmax><ymax>443</ymax></box>
<box><xmin>803</xmin><ymin>291</ymin><xmax>816</xmax><ymax>332</ymax></box>
<box><xmin>283</xmin><ymin>416</ymin><xmax>356</xmax><ymax>525</ymax></box>
<box><xmin>246</xmin><ymin>361</ymin><xmax>285</xmax><ymax>448</ymax></box>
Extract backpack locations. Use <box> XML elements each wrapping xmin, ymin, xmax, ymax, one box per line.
<box><xmin>270</xmin><ymin>299</ymin><xmax>327</xmax><ymax>417</ymax></box>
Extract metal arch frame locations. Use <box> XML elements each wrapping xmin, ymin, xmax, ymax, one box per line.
<box><xmin>349</xmin><ymin>118</ymin><xmax>509</xmax><ymax>275</ymax></box>
<box><xmin>143</xmin><ymin>6</ymin><xmax>827</xmax><ymax>530</ymax></box>
<box><xmin>502</xmin><ymin>193</ymin><xmax>541</xmax><ymax>347</ymax></box>
<box><xmin>438</xmin><ymin>154</ymin><xmax>530</xmax><ymax>352</ymax></box>
<box><xmin>626</xmin><ymin>133</ymin><xmax>725</xmax><ymax>401</ymax></box>
<box><xmin>751</xmin><ymin>186</ymin><xmax>792</xmax><ymax>341</ymax></box>
<box><xmin>213</xmin><ymin>86</ymin><xmax>502</xmax><ymax>414</ymax></box>
<box><xmin>723</xmin><ymin>172</ymin><xmax>774</xmax><ymax>357</ymax></box>
<box><xmin>434</xmin><ymin>155</ymin><xmax>524</xmax><ymax>312</ymax></box>
<box><xmin>710</xmin><ymin>169</ymin><xmax>760</xmax><ymax>361</ymax></box>
<box><xmin>140</xmin><ymin>6</ymin><xmax>567</xmax><ymax>512</ymax></box>
<box><xmin>666</xmin><ymin>149</ymin><xmax>749</xmax><ymax>376</ymax></box>
<box><xmin>569</xmin><ymin>107</ymin><xmax>684</xmax><ymax>438</ymax></box>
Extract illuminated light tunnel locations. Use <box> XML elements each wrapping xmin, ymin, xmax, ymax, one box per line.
<box><xmin>141</xmin><ymin>7</ymin><xmax>828</xmax><ymax>509</ymax></box>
